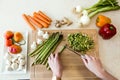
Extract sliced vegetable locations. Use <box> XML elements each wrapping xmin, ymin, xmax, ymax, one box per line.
<box><xmin>68</xmin><ymin>33</ymin><xmax>94</xmax><ymax>53</ymax></box>
<box><xmin>96</xmin><ymin>15</ymin><xmax>111</xmax><ymax>27</ymax></box>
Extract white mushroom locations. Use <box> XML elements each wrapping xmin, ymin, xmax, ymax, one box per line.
<box><xmin>37</xmin><ymin>29</ymin><xmax>44</xmax><ymax>37</ymax></box>
<box><xmin>12</xmin><ymin>57</ymin><xmax>18</xmax><ymax>63</ymax></box>
<box><xmin>17</xmin><ymin>54</ymin><xmax>25</xmax><ymax>59</ymax></box>
<box><xmin>11</xmin><ymin>62</ymin><xmax>18</xmax><ymax>70</ymax></box>
<box><xmin>6</xmin><ymin>65</ymin><xmax>13</xmax><ymax>71</ymax></box>
<box><xmin>17</xmin><ymin>65</ymin><xmax>25</xmax><ymax>71</ymax></box>
<box><xmin>37</xmin><ymin>39</ymin><xmax>43</xmax><ymax>44</ymax></box>
<box><xmin>4</xmin><ymin>53</ymin><xmax>12</xmax><ymax>61</ymax></box>
<box><xmin>19</xmin><ymin>59</ymin><xmax>26</xmax><ymax>66</ymax></box>
<box><xmin>6</xmin><ymin>60</ymin><xmax>12</xmax><ymax>66</ymax></box>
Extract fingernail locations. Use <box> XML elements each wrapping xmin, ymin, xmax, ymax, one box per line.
<box><xmin>81</xmin><ymin>55</ymin><xmax>86</xmax><ymax>59</ymax></box>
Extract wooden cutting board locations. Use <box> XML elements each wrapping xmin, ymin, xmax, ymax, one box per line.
<box><xmin>29</xmin><ymin>29</ymin><xmax>100</xmax><ymax>80</ymax></box>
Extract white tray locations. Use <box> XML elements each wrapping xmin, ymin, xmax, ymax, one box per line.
<box><xmin>1</xmin><ymin>31</ymin><xmax>28</xmax><ymax>74</ymax></box>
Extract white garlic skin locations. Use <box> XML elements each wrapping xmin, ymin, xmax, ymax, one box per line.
<box><xmin>43</xmin><ymin>32</ymin><xmax>49</xmax><ymax>39</ymax></box>
<box><xmin>75</xmin><ymin>5</ymin><xmax>83</xmax><ymax>13</ymax></box>
<box><xmin>31</xmin><ymin>41</ymin><xmax>37</xmax><ymax>49</ymax></box>
<box><xmin>37</xmin><ymin>39</ymin><xmax>43</xmax><ymax>44</ymax></box>
<box><xmin>38</xmin><ymin>29</ymin><xmax>44</xmax><ymax>36</ymax></box>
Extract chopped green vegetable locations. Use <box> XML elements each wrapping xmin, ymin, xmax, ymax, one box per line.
<box><xmin>67</xmin><ymin>33</ymin><xmax>94</xmax><ymax>53</ymax></box>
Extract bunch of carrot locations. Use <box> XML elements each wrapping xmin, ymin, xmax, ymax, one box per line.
<box><xmin>22</xmin><ymin>11</ymin><xmax>52</xmax><ymax>30</ymax></box>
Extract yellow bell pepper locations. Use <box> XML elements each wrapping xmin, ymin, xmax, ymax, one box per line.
<box><xmin>96</xmin><ymin>15</ymin><xmax>111</xmax><ymax>28</ymax></box>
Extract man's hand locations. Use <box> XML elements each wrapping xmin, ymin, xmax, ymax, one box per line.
<box><xmin>48</xmin><ymin>53</ymin><xmax>63</xmax><ymax>78</ymax></box>
<box><xmin>82</xmin><ymin>55</ymin><xmax>117</xmax><ymax>80</ymax></box>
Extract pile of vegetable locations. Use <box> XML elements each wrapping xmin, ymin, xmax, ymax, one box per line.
<box><xmin>4</xmin><ymin>31</ymin><xmax>25</xmax><ymax>54</ymax></box>
<box><xmin>68</xmin><ymin>33</ymin><xmax>94</xmax><ymax>53</ymax></box>
<box><xmin>96</xmin><ymin>15</ymin><xmax>117</xmax><ymax>39</ymax></box>
<box><xmin>22</xmin><ymin>11</ymin><xmax>52</xmax><ymax>31</ymax></box>
<box><xmin>74</xmin><ymin>0</ymin><xmax>120</xmax><ymax>26</ymax></box>
<box><xmin>29</xmin><ymin>32</ymin><xmax>64</xmax><ymax>69</ymax></box>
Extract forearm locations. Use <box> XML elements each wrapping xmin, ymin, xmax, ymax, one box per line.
<box><xmin>52</xmin><ymin>76</ymin><xmax>61</xmax><ymax>80</ymax></box>
<box><xmin>100</xmin><ymin>71</ymin><xmax>118</xmax><ymax>80</ymax></box>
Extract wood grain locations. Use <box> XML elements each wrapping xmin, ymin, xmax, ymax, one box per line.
<box><xmin>30</xmin><ymin>29</ymin><xmax>100</xmax><ymax>80</ymax></box>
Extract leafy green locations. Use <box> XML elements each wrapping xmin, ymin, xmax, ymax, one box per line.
<box><xmin>68</xmin><ymin>33</ymin><xmax>94</xmax><ymax>53</ymax></box>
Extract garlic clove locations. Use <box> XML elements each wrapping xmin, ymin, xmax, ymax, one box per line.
<box><xmin>31</xmin><ymin>41</ymin><xmax>37</xmax><ymax>49</ymax></box>
<box><xmin>75</xmin><ymin>5</ymin><xmax>83</xmax><ymax>13</ymax></box>
<box><xmin>43</xmin><ymin>32</ymin><xmax>49</xmax><ymax>39</ymax></box>
<box><xmin>37</xmin><ymin>39</ymin><xmax>43</xmax><ymax>44</ymax></box>
<box><xmin>37</xmin><ymin>29</ymin><xmax>44</xmax><ymax>37</ymax></box>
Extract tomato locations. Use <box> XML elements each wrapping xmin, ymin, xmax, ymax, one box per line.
<box><xmin>5</xmin><ymin>39</ymin><xmax>13</xmax><ymax>47</ymax></box>
<box><xmin>4</xmin><ymin>31</ymin><xmax>14</xmax><ymax>39</ymax></box>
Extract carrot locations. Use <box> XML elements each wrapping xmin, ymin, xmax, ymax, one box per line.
<box><xmin>27</xmin><ymin>15</ymin><xmax>43</xmax><ymax>28</ymax></box>
<box><xmin>38</xmin><ymin>11</ymin><xmax>52</xmax><ymax>22</ymax></box>
<box><xmin>33</xmin><ymin>12</ymin><xmax>51</xmax><ymax>25</ymax></box>
<box><xmin>33</xmin><ymin>16</ymin><xmax>49</xmax><ymax>28</ymax></box>
<box><xmin>22</xmin><ymin>14</ymin><xmax>36</xmax><ymax>31</ymax></box>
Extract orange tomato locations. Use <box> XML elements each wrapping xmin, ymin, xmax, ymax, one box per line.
<box><xmin>5</xmin><ymin>39</ymin><xmax>13</xmax><ymax>47</ymax></box>
<box><xmin>4</xmin><ymin>31</ymin><xmax>14</xmax><ymax>39</ymax></box>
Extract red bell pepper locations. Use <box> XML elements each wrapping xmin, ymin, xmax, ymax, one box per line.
<box><xmin>99</xmin><ymin>24</ymin><xmax>117</xmax><ymax>39</ymax></box>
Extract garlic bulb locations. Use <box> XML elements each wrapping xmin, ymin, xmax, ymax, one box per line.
<box><xmin>75</xmin><ymin>5</ymin><xmax>83</xmax><ymax>13</ymax></box>
<box><xmin>31</xmin><ymin>41</ymin><xmax>37</xmax><ymax>49</ymax></box>
<box><xmin>11</xmin><ymin>62</ymin><xmax>18</xmax><ymax>70</ymax></box>
<box><xmin>43</xmin><ymin>32</ymin><xmax>49</xmax><ymax>39</ymax></box>
<box><xmin>37</xmin><ymin>39</ymin><xmax>43</xmax><ymax>44</ymax></box>
<box><xmin>38</xmin><ymin>29</ymin><xmax>44</xmax><ymax>36</ymax></box>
